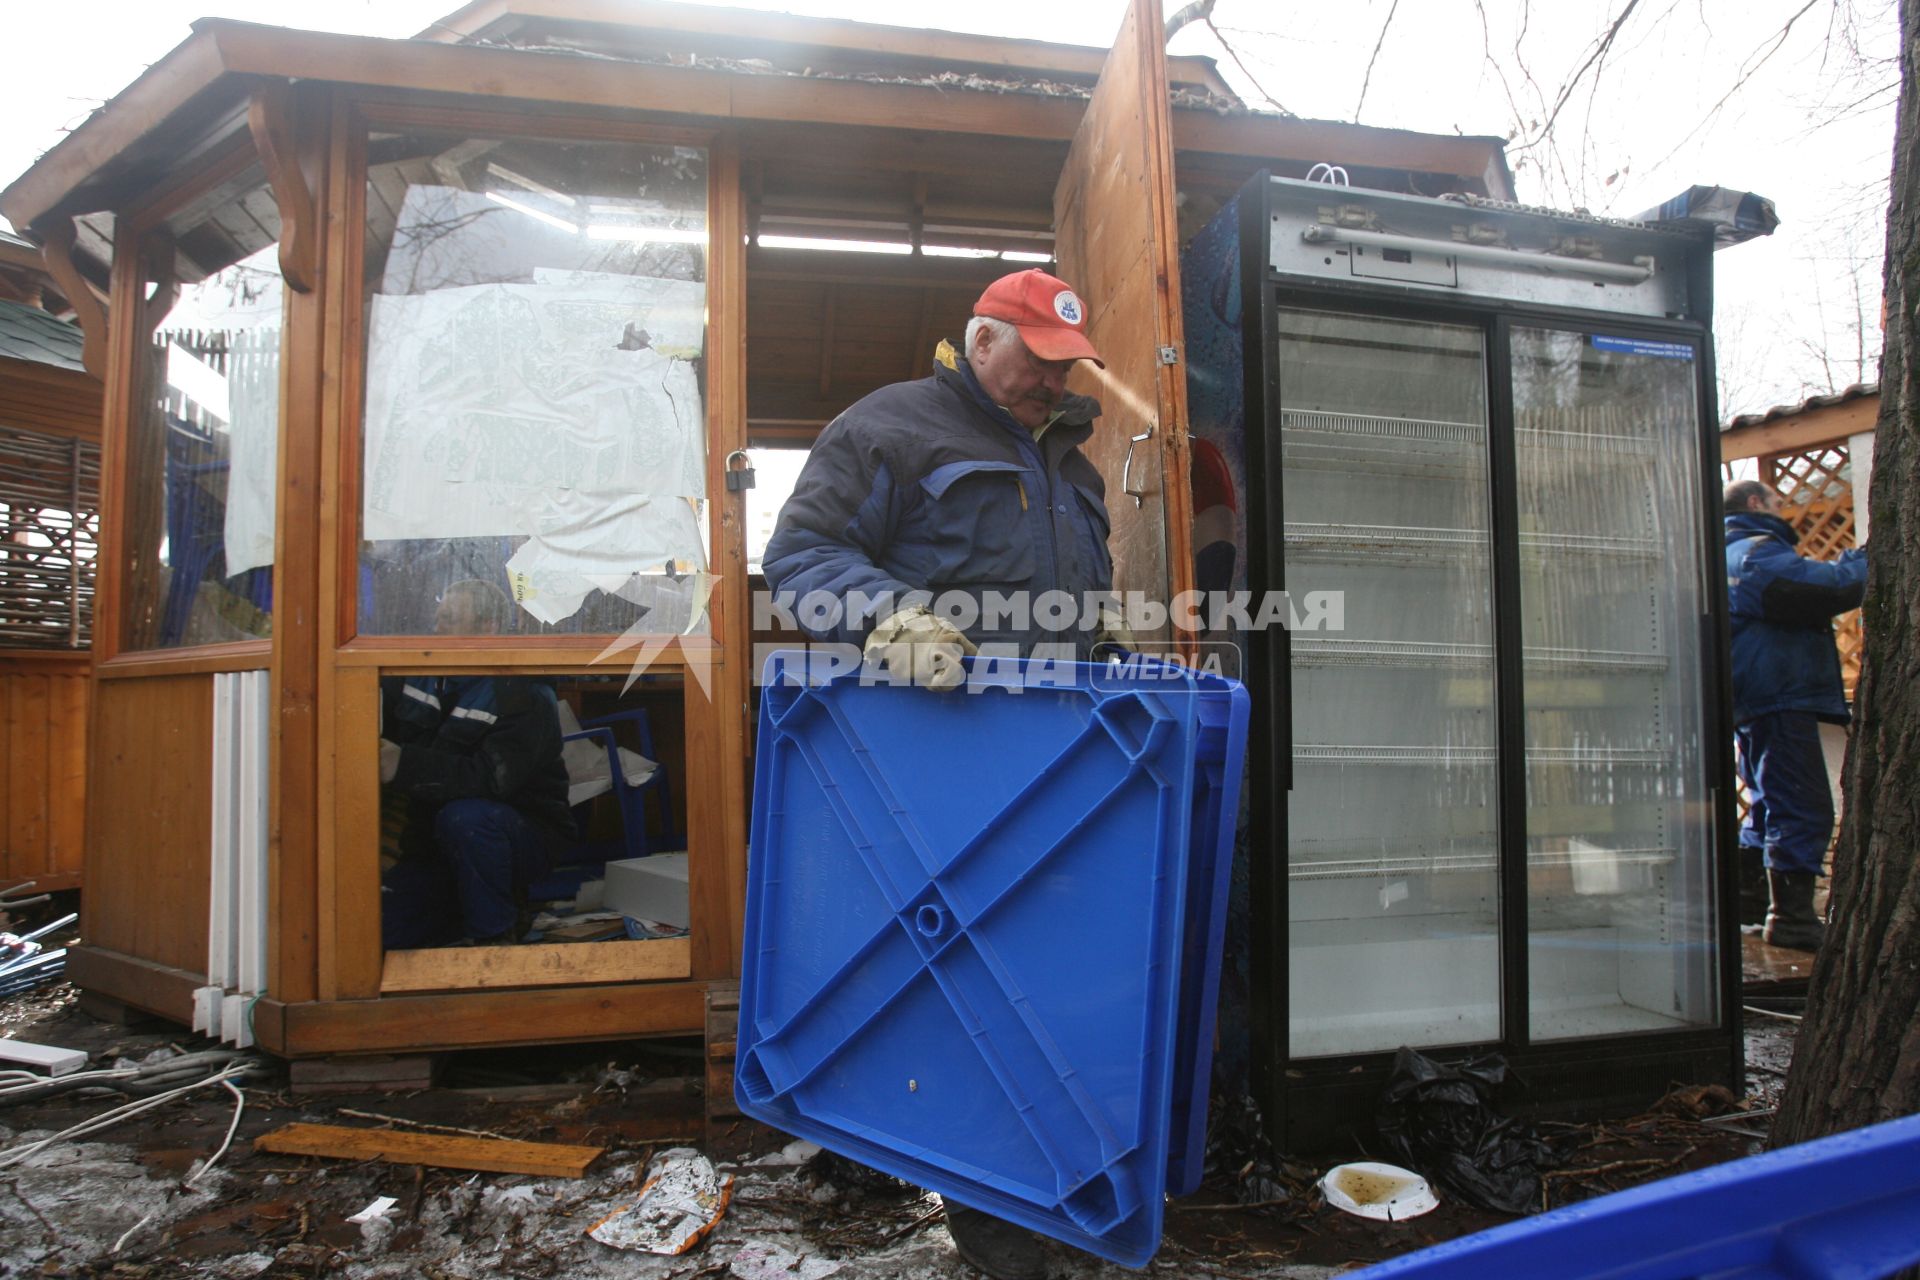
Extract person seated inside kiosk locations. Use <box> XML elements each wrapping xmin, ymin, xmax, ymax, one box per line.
<box><xmin>378</xmin><ymin>580</ymin><xmax>571</xmax><ymax>949</ymax></box>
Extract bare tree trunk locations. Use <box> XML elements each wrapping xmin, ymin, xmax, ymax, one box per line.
<box><xmin>1772</xmin><ymin>0</ymin><xmax>1920</xmax><ymax>1145</ymax></box>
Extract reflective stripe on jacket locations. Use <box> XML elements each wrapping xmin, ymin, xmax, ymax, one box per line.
<box><xmin>383</xmin><ymin>675</ymin><xmax>572</xmax><ymax>839</ymax></box>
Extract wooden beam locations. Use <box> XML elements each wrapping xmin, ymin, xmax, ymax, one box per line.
<box><xmin>261</xmin><ymin>980</ymin><xmax>708</xmax><ymax>1055</ymax></box>
<box><xmin>255</xmin><ymin>1122</ymin><xmax>603</xmax><ymax>1177</ymax></box>
<box><xmin>698</xmin><ymin>129</ymin><xmax>752</xmax><ymax>979</ymax></box>
<box><xmin>817</xmin><ymin>285</ymin><xmax>836</xmax><ymax>398</ymax></box>
<box><xmin>246</xmin><ymin>80</ymin><xmax>317</xmax><ymax>293</ymax></box>
<box><xmin>380</xmin><ymin>938</ymin><xmax>692</xmax><ymax>993</ymax></box>
<box><xmin>908</xmin><ymin>288</ymin><xmax>936</xmax><ymax>381</ymax></box>
<box><xmin>1720</xmin><ymin>395</ymin><xmax>1879</xmax><ymax>462</ymax></box>
<box><xmin>65</xmin><ymin>946</ymin><xmax>202</xmax><ymax>1024</ymax></box>
<box><xmin>36</xmin><ymin>221</ymin><xmax>108</xmax><ymax>381</ymax></box>
<box><xmin>746</xmin><ymin>247</ymin><xmax>1009</xmax><ymax>291</ymax></box>
<box><xmin>265</xmin><ymin>81</ymin><xmax>333</xmax><ymax>1008</ymax></box>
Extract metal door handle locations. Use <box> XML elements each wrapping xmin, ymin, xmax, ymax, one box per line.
<box><xmin>1122</xmin><ymin>426</ymin><xmax>1153</xmax><ymax>508</ymax></box>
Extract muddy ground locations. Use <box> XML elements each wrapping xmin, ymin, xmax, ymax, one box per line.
<box><xmin>0</xmin><ymin>937</ymin><xmax>1798</xmax><ymax>1280</ymax></box>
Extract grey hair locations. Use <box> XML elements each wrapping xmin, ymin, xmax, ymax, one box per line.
<box><xmin>965</xmin><ymin>314</ymin><xmax>1018</xmax><ymax>355</ymax></box>
<box><xmin>439</xmin><ymin>578</ymin><xmax>512</xmax><ymax>632</ymax></box>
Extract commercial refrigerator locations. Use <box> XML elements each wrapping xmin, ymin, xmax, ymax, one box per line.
<box><xmin>1182</xmin><ymin>174</ymin><xmax>1742</xmax><ymax>1148</ymax></box>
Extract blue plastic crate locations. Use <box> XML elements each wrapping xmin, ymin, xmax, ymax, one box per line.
<box><xmin>1351</xmin><ymin>1111</ymin><xmax>1920</xmax><ymax>1280</ymax></box>
<box><xmin>737</xmin><ymin>652</ymin><xmax>1249</xmax><ymax>1267</ymax></box>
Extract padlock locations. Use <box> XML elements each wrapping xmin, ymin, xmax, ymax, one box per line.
<box><xmin>724</xmin><ymin>449</ymin><xmax>756</xmax><ymax>492</ymax></box>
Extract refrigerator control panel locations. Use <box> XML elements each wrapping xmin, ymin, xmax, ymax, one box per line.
<box><xmin>1266</xmin><ymin>177</ymin><xmax>1701</xmax><ymax>318</ymax></box>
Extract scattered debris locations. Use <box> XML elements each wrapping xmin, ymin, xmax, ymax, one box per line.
<box><xmin>588</xmin><ymin>1147</ymin><xmax>734</xmax><ymax>1253</ymax></box>
<box><xmin>0</xmin><ymin>912</ymin><xmax>74</xmax><ymax>1000</ymax></box>
<box><xmin>346</xmin><ymin>1195</ymin><xmax>398</xmax><ymax>1223</ymax></box>
<box><xmin>253</xmin><ymin>1121</ymin><xmax>604</xmax><ymax>1177</ymax></box>
<box><xmin>1375</xmin><ymin>1046</ymin><xmax>1559</xmax><ymax>1214</ymax></box>
<box><xmin>729</xmin><ymin>1241</ymin><xmax>844</xmax><ymax>1278</ymax></box>
<box><xmin>1318</xmin><ymin>1161</ymin><xmax>1439</xmax><ymax>1221</ymax></box>
<box><xmin>1651</xmin><ymin>1082</ymin><xmax>1745</xmax><ymax>1120</ymax></box>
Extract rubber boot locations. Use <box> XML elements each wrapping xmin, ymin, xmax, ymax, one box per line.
<box><xmin>944</xmin><ymin>1203</ymin><xmax>1048</xmax><ymax>1280</ymax></box>
<box><xmin>1737</xmin><ymin>847</ymin><xmax>1768</xmax><ymax>929</ymax></box>
<box><xmin>1763</xmin><ymin>869</ymin><xmax>1826</xmax><ymax>952</ymax></box>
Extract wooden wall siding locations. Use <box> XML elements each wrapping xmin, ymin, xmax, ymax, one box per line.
<box><xmin>0</xmin><ymin>655</ymin><xmax>88</xmax><ymax>891</ymax></box>
<box><xmin>83</xmin><ymin>674</ymin><xmax>212</xmax><ymax>973</ymax></box>
<box><xmin>0</xmin><ymin>357</ymin><xmax>104</xmax><ymax>443</ymax></box>
<box><xmin>744</xmin><ymin>249</ymin><xmax>998</xmax><ymax>429</ymax></box>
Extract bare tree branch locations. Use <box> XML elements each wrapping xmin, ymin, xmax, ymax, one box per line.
<box><xmin>1353</xmin><ymin>0</ymin><xmax>1405</xmax><ymax>122</ymax></box>
<box><xmin>1646</xmin><ymin>0</ymin><xmax>1824</xmax><ymax>172</ymax></box>
<box><xmin>1508</xmin><ymin>0</ymin><xmax>1644</xmax><ymax>157</ymax></box>
<box><xmin>1205</xmin><ymin>19</ymin><xmax>1294</xmax><ymax>114</ymax></box>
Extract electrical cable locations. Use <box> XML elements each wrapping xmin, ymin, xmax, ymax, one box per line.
<box><xmin>110</xmin><ymin>1075</ymin><xmax>250</xmax><ymax>1255</ymax></box>
<box><xmin>0</xmin><ymin>1056</ymin><xmax>263</xmax><ymax>1172</ymax></box>
<box><xmin>0</xmin><ymin>1048</ymin><xmax>255</xmax><ymax>1104</ymax></box>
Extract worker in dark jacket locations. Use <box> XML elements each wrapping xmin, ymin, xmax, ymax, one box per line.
<box><xmin>764</xmin><ymin>268</ymin><xmax>1129</xmax><ymax>690</ymax></box>
<box><xmin>764</xmin><ymin>270</ymin><xmax>1124</xmax><ymax>1279</ymax></box>
<box><xmin>378</xmin><ymin>580</ymin><xmax>570</xmax><ymax>949</ymax></box>
<box><xmin>1724</xmin><ymin>480</ymin><xmax>1866</xmax><ymax>951</ymax></box>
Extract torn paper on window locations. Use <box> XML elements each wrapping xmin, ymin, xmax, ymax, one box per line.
<box><xmin>503</xmin><ymin>495</ymin><xmax>707</xmax><ymax>626</ymax></box>
<box><xmin>160</xmin><ymin>244</ymin><xmax>284</xmax><ymax>576</ymax></box>
<box><xmin>224</xmin><ymin>326</ymin><xmax>282</xmax><ymax>574</ymax></box>
<box><xmin>363</xmin><ymin>283</ymin><xmax>708</xmax><ymax>623</ymax></box>
<box><xmin>530</xmin><ymin>268</ymin><xmax>705</xmax><ymax>359</ymax></box>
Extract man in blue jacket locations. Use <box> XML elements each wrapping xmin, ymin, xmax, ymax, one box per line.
<box><xmin>764</xmin><ymin>268</ymin><xmax>1128</xmax><ymax>692</ymax></box>
<box><xmin>378</xmin><ymin>580</ymin><xmax>571</xmax><ymax>949</ymax></box>
<box><xmin>764</xmin><ymin>270</ymin><xmax>1124</xmax><ymax>1279</ymax></box>
<box><xmin>1724</xmin><ymin>480</ymin><xmax>1866</xmax><ymax>951</ymax></box>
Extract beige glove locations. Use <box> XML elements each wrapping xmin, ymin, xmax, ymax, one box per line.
<box><xmin>864</xmin><ymin>605</ymin><xmax>978</xmax><ymax>691</ymax></box>
<box><xmin>379</xmin><ymin>737</ymin><xmax>402</xmax><ymax>784</ymax></box>
<box><xmin>1093</xmin><ymin>603</ymin><xmax>1138</xmax><ymax>655</ymax></box>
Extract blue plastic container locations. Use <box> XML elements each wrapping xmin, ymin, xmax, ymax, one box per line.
<box><xmin>1351</xmin><ymin>1111</ymin><xmax>1920</xmax><ymax>1280</ymax></box>
<box><xmin>737</xmin><ymin>652</ymin><xmax>1249</xmax><ymax>1267</ymax></box>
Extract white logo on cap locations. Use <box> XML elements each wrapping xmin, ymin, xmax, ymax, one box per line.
<box><xmin>1053</xmin><ymin>290</ymin><xmax>1084</xmax><ymax>325</ymax></box>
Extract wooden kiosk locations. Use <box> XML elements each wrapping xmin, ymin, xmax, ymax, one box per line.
<box><xmin>0</xmin><ymin>0</ymin><xmax>1512</xmax><ymax>1059</ymax></box>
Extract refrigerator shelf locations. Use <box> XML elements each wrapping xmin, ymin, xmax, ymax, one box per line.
<box><xmin>1285</xmin><ymin>522</ymin><xmax>1661</xmax><ymax>561</ymax></box>
<box><xmin>1294</xmin><ymin>743</ymin><xmax>1672</xmax><ymax>768</ymax></box>
<box><xmin>1287</xmin><ymin>844</ymin><xmax>1677</xmax><ymax>882</ymax></box>
<box><xmin>1293</xmin><ymin>637</ymin><xmax>1669</xmax><ymax>673</ymax></box>
<box><xmin>1281</xmin><ymin>408</ymin><xmax>1659</xmax><ymax>457</ymax></box>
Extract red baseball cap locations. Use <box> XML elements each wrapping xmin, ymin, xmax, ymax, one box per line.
<box><xmin>973</xmin><ymin>269</ymin><xmax>1104</xmax><ymax>367</ymax></box>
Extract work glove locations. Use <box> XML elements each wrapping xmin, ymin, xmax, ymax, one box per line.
<box><xmin>379</xmin><ymin>737</ymin><xmax>401</xmax><ymax>784</ymax></box>
<box><xmin>1092</xmin><ymin>602</ymin><xmax>1138</xmax><ymax>658</ymax></box>
<box><xmin>863</xmin><ymin>605</ymin><xmax>977</xmax><ymax>691</ymax></box>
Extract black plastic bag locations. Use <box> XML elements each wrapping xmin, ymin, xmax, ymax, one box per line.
<box><xmin>1375</xmin><ymin>1046</ymin><xmax>1557</xmax><ymax>1214</ymax></box>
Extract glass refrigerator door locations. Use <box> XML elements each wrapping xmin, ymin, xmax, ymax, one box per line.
<box><xmin>1278</xmin><ymin>309</ymin><xmax>1503</xmax><ymax>1057</ymax></box>
<box><xmin>1511</xmin><ymin>327</ymin><xmax>1720</xmax><ymax>1040</ymax></box>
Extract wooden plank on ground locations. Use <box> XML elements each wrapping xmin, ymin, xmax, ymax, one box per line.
<box><xmin>253</xmin><ymin>1122</ymin><xmax>603</xmax><ymax>1177</ymax></box>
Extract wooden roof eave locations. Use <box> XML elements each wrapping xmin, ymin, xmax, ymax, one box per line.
<box><xmin>417</xmin><ymin>0</ymin><xmax>1241</xmax><ymax>100</ymax></box>
<box><xmin>1720</xmin><ymin>395</ymin><xmax>1879</xmax><ymax>463</ymax></box>
<box><xmin>0</xmin><ymin>28</ymin><xmax>228</xmax><ymax>231</ymax></box>
<box><xmin>3</xmin><ymin>17</ymin><xmax>1514</xmax><ymax>233</ymax></box>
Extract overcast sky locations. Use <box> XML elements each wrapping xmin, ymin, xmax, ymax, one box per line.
<box><xmin>0</xmin><ymin>0</ymin><xmax>1898</xmax><ymax>416</ymax></box>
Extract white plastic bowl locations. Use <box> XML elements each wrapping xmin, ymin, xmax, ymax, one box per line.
<box><xmin>1319</xmin><ymin>1161</ymin><xmax>1440</xmax><ymax>1221</ymax></box>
